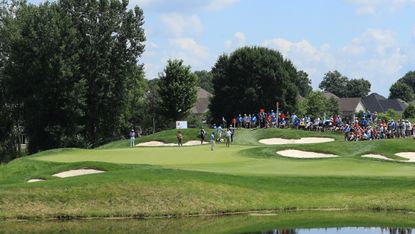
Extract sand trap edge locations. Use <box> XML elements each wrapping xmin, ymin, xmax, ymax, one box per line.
<box><xmin>27</xmin><ymin>178</ymin><xmax>46</xmax><ymax>183</ymax></box>
<box><xmin>361</xmin><ymin>154</ymin><xmax>392</xmax><ymax>161</ymax></box>
<box><xmin>137</xmin><ymin>140</ymin><xmax>208</xmax><ymax>147</ymax></box>
<box><xmin>53</xmin><ymin>169</ymin><xmax>105</xmax><ymax>178</ymax></box>
<box><xmin>395</xmin><ymin>152</ymin><xmax>415</xmax><ymax>162</ymax></box>
<box><xmin>259</xmin><ymin>137</ymin><xmax>334</xmax><ymax>145</ymax></box>
<box><xmin>276</xmin><ymin>149</ymin><xmax>338</xmax><ymax>159</ymax></box>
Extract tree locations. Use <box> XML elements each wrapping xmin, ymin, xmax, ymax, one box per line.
<box><xmin>60</xmin><ymin>0</ymin><xmax>146</xmax><ymax>146</ymax></box>
<box><xmin>403</xmin><ymin>104</ymin><xmax>415</xmax><ymax>119</ymax></box>
<box><xmin>319</xmin><ymin>70</ymin><xmax>348</xmax><ymax>97</ymax></box>
<box><xmin>388</xmin><ymin>71</ymin><xmax>415</xmax><ymax>102</ymax></box>
<box><xmin>398</xmin><ymin>71</ymin><xmax>415</xmax><ymax>93</ymax></box>
<box><xmin>326</xmin><ymin>97</ymin><xmax>340</xmax><ymax>115</ymax></box>
<box><xmin>319</xmin><ymin>71</ymin><xmax>371</xmax><ymax>98</ymax></box>
<box><xmin>2</xmin><ymin>0</ymin><xmax>146</xmax><ymax>152</ymax></box>
<box><xmin>389</xmin><ymin>82</ymin><xmax>414</xmax><ymax>102</ymax></box>
<box><xmin>209</xmin><ymin>47</ymin><xmax>308</xmax><ymax>122</ymax></box>
<box><xmin>194</xmin><ymin>70</ymin><xmax>213</xmax><ymax>93</ymax></box>
<box><xmin>299</xmin><ymin>91</ymin><xmax>339</xmax><ymax>118</ymax></box>
<box><xmin>158</xmin><ymin>59</ymin><xmax>198</xmax><ymax>123</ymax></box>
<box><xmin>346</xmin><ymin>78</ymin><xmax>371</xmax><ymax>98</ymax></box>
<box><xmin>296</xmin><ymin>70</ymin><xmax>312</xmax><ymax>97</ymax></box>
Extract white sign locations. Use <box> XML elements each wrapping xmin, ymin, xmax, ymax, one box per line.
<box><xmin>176</xmin><ymin>121</ymin><xmax>188</xmax><ymax>129</ymax></box>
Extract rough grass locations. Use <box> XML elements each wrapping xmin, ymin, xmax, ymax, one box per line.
<box><xmin>2</xmin><ymin>128</ymin><xmax>415</xmax><ymax>220</ymax></box>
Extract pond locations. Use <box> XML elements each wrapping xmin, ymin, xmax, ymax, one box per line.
<box><xmin>0</xmin><ymin>211</ymin><xmax>414</xmax><ymax>233</ymax></box>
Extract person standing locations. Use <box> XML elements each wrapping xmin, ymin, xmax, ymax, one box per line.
<box><xmin>229</xmin><ymin>125</ymin><xmax>235</xmax><ymax>142</ymax></box>
<box><xmin>225</xmin><ymin>128</ymin><xmax>232</xmax><ymax>147</ymax></box>
<box><xmin>130</xmin><ymin>129</ymin><xmax>136</xmax><ymax>147</ymax></box>
<box><xmin>217</xmin><ymin>125</ymin><xmax>223</xmax><ymax>141</ymax></box>
<box><xmin>177</xmin><ymin>131</ymin><xmax>183</xmax><ymax>147</ymax></box>
<box><xmin>210</xmin><ymin>132</ymin><xmax>216</xmax><ymax>151</ymax></box>
<box><xmin>200</xmin><ymin>128</ymin><xmax>206</xmax><ymax>144</ymax></box>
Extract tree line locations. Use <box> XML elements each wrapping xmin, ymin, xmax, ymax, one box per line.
<box><xmin>1</xmin><ymin>0</ymin><xmax>413</xmax><ymax>163</ymax></box>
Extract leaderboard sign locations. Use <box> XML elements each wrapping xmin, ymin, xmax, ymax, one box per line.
<box><xmin>176</xmin><ymin>121</ymin><xmax>188</xmax><ymax>129</ymax></box>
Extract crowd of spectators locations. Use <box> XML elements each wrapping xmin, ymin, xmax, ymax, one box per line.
<box><xmin>217</xmin><ymin>110</ymin><xmax>415</xmax><ymax>141</ymax></box>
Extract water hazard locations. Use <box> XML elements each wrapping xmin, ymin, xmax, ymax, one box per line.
<box><xmin>0</xmin><ymin>211</ymin><xmax>414</xmax><ymax>233</ymax></box>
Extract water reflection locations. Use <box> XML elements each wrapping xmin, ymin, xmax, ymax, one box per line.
<box><xmin>1</xmin><ymin>211</ymin><xmax>414</xmax><ymax>234</ymax></box>
<box><xmin>246</xmin><ymin>227</ymin><xmax>413</xmax><ymax>234</ymax></box>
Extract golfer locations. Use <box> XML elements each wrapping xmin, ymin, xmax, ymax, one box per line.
<box><xmin>130</xmin><ymin>129</ymin><xmax>136</xmax><ymax>147</ymax></box>
<box><xmin>210</xmin><ymin>132</ymin><xmax>215</xmax><ymax>151</ymax></box>
<box><xmin>225</xmin><ymin>128</ymin><xmax>232</xmax><ymax>147</ymax></box>
<box><xmin>177</xmin><ymin>131</ymin><xmax>183</xmax><ymax>147</ymax></box>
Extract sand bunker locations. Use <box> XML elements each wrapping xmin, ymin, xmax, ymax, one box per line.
<box><xmin>27</xmin><ymin>178</ymin><xmax>46</xmax><ymax>183</ymax></box>
<box><xmin>395</xmin><ymin>152</ymin><xmax>415</xmax><ymax>162</ymax></box>
<box><xmin>137</xmin><ymin>140</ymin><xmax>207</xmax><ymax>147</ymax></box>
<box><xmin>259</xmin><ymin>137</ymin><xmax>334</xmax><ymax>145</ymax></box>
<box><xmin>53</xmin><ymin>169</ymin><xmax>104</xmax><ymax>178</ymax></box>
<box><xmin>361</xmin><ymin>154</ymin><xmax>392</xmax><ymax>161</ymax></box>
<box><xmin>277</xmin><ymin>149</ymin><xmax>338</xmax><ymax>159</ymax></box>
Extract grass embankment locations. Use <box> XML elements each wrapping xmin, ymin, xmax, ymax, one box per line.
<box><xmin>1</xmin><ymin>128</ymin><xmax>415</xmax><ymax>220</ymax></box>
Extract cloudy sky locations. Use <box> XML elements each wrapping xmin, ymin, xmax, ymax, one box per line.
<box><xmin>29</xmin><ymin>0</ymin><xmax>415</xmax><ymax>96</ymax></box>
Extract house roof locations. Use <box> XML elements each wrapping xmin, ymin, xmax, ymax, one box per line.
<box><xmin>191</xmin><ymin>88</ymin><xmax>213</xmax><ymax>114</ymax></box>
<box><xmin>323</xmin><ymin>91</ymin><xmax>339</xmax><ymax>100</ymax></box>
<box><xmin>338</xmin><ymin>98</ymin><xmax>363</xmax><ymax>113</ymax></box>
<box><xmin>379</xmin><ymin>99</ymin><xmax>407</xmax><ymax>112</ymax></box>
<box><xmin>362</xmin><ymin>93</ymin><xmax>408</xmax><ymax>112</ymax></box>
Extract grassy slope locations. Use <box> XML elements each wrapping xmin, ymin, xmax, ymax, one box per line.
<box><xmin>1</xmin><ymin>128</ymin><xmax>415</xmax><ymax>219</ymax></box>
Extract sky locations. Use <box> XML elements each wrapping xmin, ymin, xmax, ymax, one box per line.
<box><xmin>28</xmin><ymin>0</ymin><xmax>415</xmax><ymax>96</ymax></box>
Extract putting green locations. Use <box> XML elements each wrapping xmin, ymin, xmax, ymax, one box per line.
<box><xmin>34</xmin><ymin>143</ymin><xmax>415</xmax><ymax>177</ymax></box>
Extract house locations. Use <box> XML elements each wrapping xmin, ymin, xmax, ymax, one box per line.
<box><xmin>323</xmin><ymin>92</ymin><xmax>366</xmax><ymax>116</ymax></box>
<box><xmin>190</xmin><ymin>88</ymin><xmax>212</xmax><ymax>115</ymax></box>
<box><xmin>322</xmin><ymin>92</ymin><xmax>408</xmax><ymax>115</ymax></box>
<box><xmin>338</xmin><ymin>97</ymin><xmax>366</xmax><ymax>116</ymax></box>
<box><xmin>362</xmin><ymin>93</ymin><xmax>408</xmax><ymax>113</ymax></box>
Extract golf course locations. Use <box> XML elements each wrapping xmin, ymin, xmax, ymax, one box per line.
<box><xmin>1</xmin><ymin>127</ymin><xmax>415</xmax><ymax>225</ymax></box>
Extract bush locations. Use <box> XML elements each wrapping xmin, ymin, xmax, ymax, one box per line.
<box><xmin>403</xmin><ymin>104</ymin><xmax>415</xmax><ymax>119</ymax></box>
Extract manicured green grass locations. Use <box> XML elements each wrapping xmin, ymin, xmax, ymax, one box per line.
<box><xmin>1</xmin><ymin>128</ymin><xmax>415</xmax><ymax>220</ymax></box>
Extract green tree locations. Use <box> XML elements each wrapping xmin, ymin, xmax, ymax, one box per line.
<box><xmin>194</xmin><ymin>70</ymin><xmax>213</xmax><ymax>93</ymax></box>
<box><xmin>326</xmin><ymin>97</ymin><xmax>340</xmax><ymax>115</ymax></box>
<box><xmin>319</xmin><ymin>71</ymin><xmax>371</xmax><ymax>98</ymax></box>
<box><xmin>60</xmin><ymin>0</ymin><xmax>146</xmax><ymax>146</ymax></box>
<box><xmin>2</xmin><ymin>0</ymin><xmax>146</xmax><ymax>152</ymax></box>
<box><xmin>296</xmin><ymin>70</ymin><xmax>312</xmax><ymax>97</ymax></box>
<box><xmin>403</xmin><ymin>104</ymin><xmax>415</xmax><ymax>119</ymax></box>
<box><xmin>319</xmin><ymin>70</ymin><xmax>348</xmax><ymax>97</ymax></box>
<box><xmin>389</xmin><ymin>82</ymin><xmax>414</xmax><ymax>102</ymax></box>
<box><xmin>346</xmin><ymin>78</ymin><xmax>371</xmax><ymax>97</ymax></box>
<box><xmin>298</xmin><ymin>91</ymin><xmax>340</xmax><ymax>118</ymax></box>
<box><xmin>3</xmin><ymin>2</ymin><xmax>88</xmax><ymax>153</ymax></box>
<box><xmin>158</xmin><ymin>59</ymin><xmax>198</xmax><ymax>123</ymax></box>
<box><xmin>209</xmin><ymin>47</ymin><xmax>307</xmax><ymax>122</ymax></box>
<box><xmin>397</xmin><ymin>71</ymin><xmax>415</xmax><ymax>94</ymax></box>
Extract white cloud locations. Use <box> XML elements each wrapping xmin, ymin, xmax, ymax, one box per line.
<box><xmin>131</xmin><ymin>0</ymin><xmax>239</xmax><ymax>12</ymax></box>
<box><xmin>261</xmin><ymin>28</ymin><xmax>412</xmax><ymax>96</ymax></box>
<box><xmin>225</xmin><ymin>32</ymin><xmax>246</xmax><ymax>51</ymax></box>
<box><xmin>262</xmin><ymin>38</ymin><xmax>331</xmax><ymax>63</ymax></box>
<box><xmin>205</xmin><ymin>0</ymin><xmax>239</xmax><ymax>11</ymax></box>
<box><xmin>412</xmin><ymin>28</ymin><xmax>415</xmax><ymax>41</ymax></box>
<box><xmin>262</xmin><ymin>38</ymin><xmax>334</xmax><ymax>88</ymax></box>
<box><xmin>356</xmin><ymin>6</ymin><xmax>376</xmax><ymax>15</ymax></box>
<box><xmin>349</xmin><ymin>0</ymin><xmax>415</xmax><ymax>15</ymax></box>
<box><xmin>159</xmin><ymin>14</ymin><xmax>203</xmax><ymax>36</ymax></box>
<box><xmin>169</xmin><ymin>37</ymin><xmax>209</xmax><ymax>60</ymax></box>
